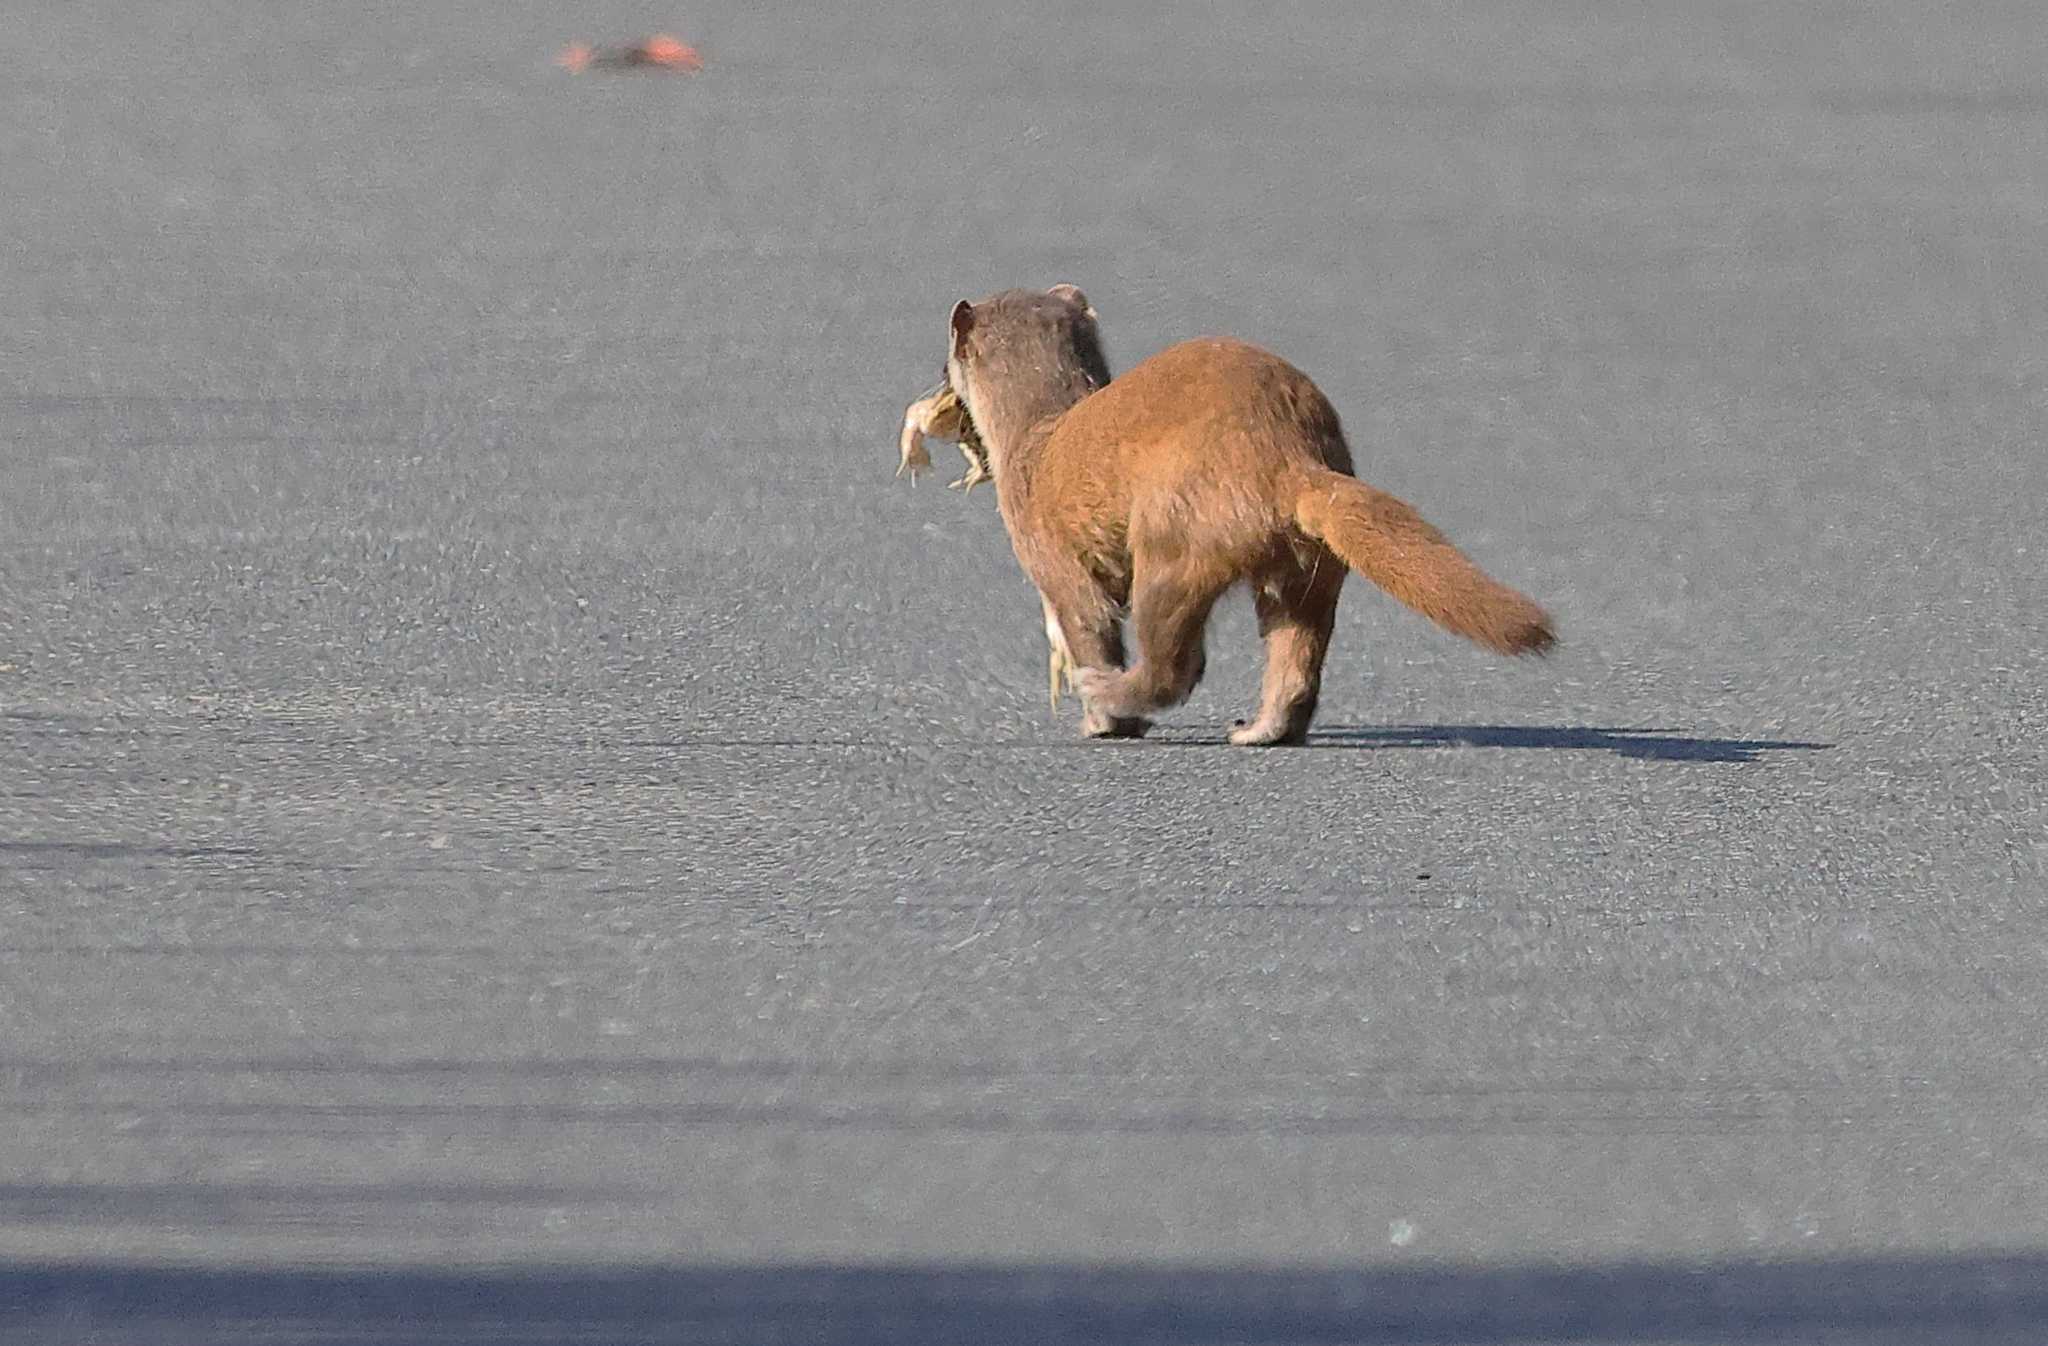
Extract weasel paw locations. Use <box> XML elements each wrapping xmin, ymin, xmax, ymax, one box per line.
<box><xmin>1227</xmin><ymin>718</ymin><xmax>1309</xmax><ymax>747</ymax></box>
<box><xmin>1082</xmin><ymin>711</ymin><xmax>1150</xmax><ymax>739</ymax></box>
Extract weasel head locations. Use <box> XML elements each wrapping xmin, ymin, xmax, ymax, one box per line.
<box><xmin>945</xmin><ymin>284</ymin><xmax>1111</xmax><ymax>452</ymax></box>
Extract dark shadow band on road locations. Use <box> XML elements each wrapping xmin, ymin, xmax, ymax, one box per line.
<box><xmin>1309</xmin><ymin>724</ymin><xmax>1832</xmax><ymax>764</ymax></box>
<box><xmin>5</xmin><ymin>1254</ymin><xmax>2044</xmax><ymax>1344</ymax></box>
<box><xmin>610</xmin><ymin>726</ymin><xmax>1830</xmax><ymax>762</ymax></box>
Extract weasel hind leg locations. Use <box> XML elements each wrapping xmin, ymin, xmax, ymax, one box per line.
<box><xmin>1071</xmin><ymin>553</ymin><xmax>1230</xmax><ymax>726</ymax></box>
<box><xmin>1230</xmin><ymin>553</ymin><xmax>1344</xmax><ymax>747</ymax></box>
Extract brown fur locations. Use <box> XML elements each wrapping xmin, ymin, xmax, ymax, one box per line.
<box><xmin>946</xmin><ymin>285</ymin><xmax>1555</xmax><ymax>745</ymax></box>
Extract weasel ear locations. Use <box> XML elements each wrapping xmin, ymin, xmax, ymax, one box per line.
<box><xmin>949</xmin><ymin>300</ymin><xmax>976</xmax><ymax>350</ymax></box>
<box><xmin>1048</xmin><ymin>283</ymin><xmax>1095</xmax><ymax>319</ymax></box>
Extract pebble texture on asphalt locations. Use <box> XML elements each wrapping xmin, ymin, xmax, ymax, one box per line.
<box><xmin>4</xmin><ymin>3</ymin><xmax>2046</xmax><ymax>1341</ymax></box>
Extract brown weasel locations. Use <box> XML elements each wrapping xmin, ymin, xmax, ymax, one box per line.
<box><xmin>944</xmin><ymin>284</ymin><xmax>1555</xmax><ymax>745</ymax></box>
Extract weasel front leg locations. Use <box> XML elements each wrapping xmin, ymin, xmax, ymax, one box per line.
<box><xmin>1038</xmin><ymin>585</ymin><xmax>1146</xmax><ymax>739</ymax></box>
<box><xmin>1040</xmin><ymin>596</ymin><xmax>1077</xmax><ymax>713</ymax></box>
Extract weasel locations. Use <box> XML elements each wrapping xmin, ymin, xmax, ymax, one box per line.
<box><xmin>943</xmin><ymin>284</ymin><xmax>1555</xmax><ymax>745</ymax></box>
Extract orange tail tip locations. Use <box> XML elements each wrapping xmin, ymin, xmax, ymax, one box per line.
<box><xmin>556</xmin><ymin>42</ymin><xmax>594</xmax><ymax>73</ymax></box>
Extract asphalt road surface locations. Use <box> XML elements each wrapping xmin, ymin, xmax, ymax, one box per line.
<box><xmin>4</xmin><ymin>3</ymin><xmax>2047</xmax><ymax>1342</ymax></box>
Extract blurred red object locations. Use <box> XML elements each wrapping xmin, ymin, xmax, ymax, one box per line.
<box><xmin>635</xmin><ymin>35</ymin><xmax>703</xmax><ymax>70</ymax></box>
<box><xmin>558</xmin><ymin>34</ymin><xmax>703</xmax><ymax>74</ymax></box>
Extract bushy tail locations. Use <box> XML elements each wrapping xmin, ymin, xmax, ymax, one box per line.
<box><xmin>1294</xmin><ymin>469</ymin><xmax>1555</xmax><ymax>656</ymax></box>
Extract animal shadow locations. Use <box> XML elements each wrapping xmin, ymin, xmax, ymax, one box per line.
<box><xmin>1309</xmin><ymin>724</ymin><xmax>1830</xmax><ymax>764</ymax></box>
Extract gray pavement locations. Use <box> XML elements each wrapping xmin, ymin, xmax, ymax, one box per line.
<box><xmin>4</xmin><ymin>2</ymin><xmax>2047</xmax><ymax>1341</ymax></box>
